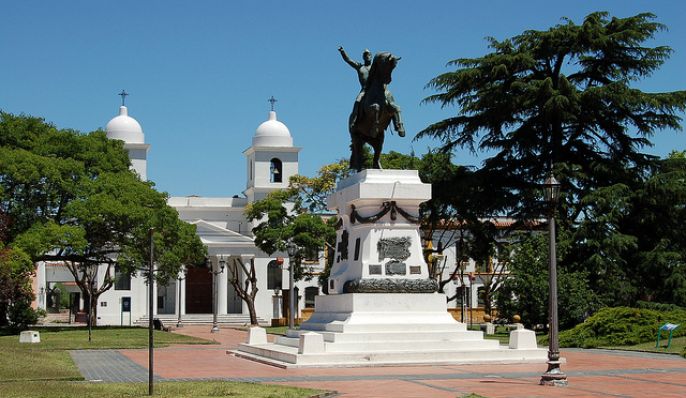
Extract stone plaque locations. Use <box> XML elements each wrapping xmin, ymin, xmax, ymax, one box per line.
<box><xmin>377</xmin><ymin>237</ymin><xmax>411</xmax><ymax>261</ymax></box>
<box><xmin>385</xmin><ymin>260</ymin><xmax>406</xmax><ymax>275</ymax></box>
<box><xmin>409</xmin><ymin>266</ymin><xmax>421</xmax><ymax>275</ymax></box>
<box><xmin>343</xmin><ymin>278</ymin><xmax>438</xmax><ymax>293</ymax></box>
<box><xmin>369</xmin><ymin>264</ymin><xmax>382</xmax><ymax>275</ymax></box>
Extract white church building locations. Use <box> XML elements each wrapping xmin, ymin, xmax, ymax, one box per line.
<box><xmin>34</xmin><ymin>102</ymin><xmax>324</xmax><ymax>327</ymax></box>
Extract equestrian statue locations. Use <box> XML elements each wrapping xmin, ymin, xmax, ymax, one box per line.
<box><xmin>338</xmin><ymin>47</ymin><xmax>405</xmax><ymax>172</ymax></box>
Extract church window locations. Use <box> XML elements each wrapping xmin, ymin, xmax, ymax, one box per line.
<box><xmin>267</xmin><ymin>260</ymin><xmax>282</xmax><ymax>290</ymax></box>
<box><xmin>270</xmin><ymin>158</ymin><xmax>283</xmax><ymax>183</ymax></box>
<box><xmin>114</xmin><ymin>266</ymin><xmax>131</xmax><ymax>290</ymax></box>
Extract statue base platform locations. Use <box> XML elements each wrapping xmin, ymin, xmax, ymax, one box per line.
<box><xmin>234</xmin><ymin>293</ymin><xmax>549</xmax><ymax>368</ymax></box>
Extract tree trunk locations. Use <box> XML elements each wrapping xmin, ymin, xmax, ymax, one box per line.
<box><xmin>89</xmin><ymin>293</ymin><xmax>99</xmax><ymax>327</ymax></box>
<box><xmin>483</xmin><ymin>284</ymin><xmax>492</xmax><ymax>316</ymax></box>
<box><xmin>246</xmin><ymin>299</ymin><xmax>258</xmax><ymax>325</ymax></box>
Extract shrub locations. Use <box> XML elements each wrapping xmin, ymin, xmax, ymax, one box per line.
<box><xmin>636</xmin><ymin>301</ymin><xmax>686</xmax><ymax>312</ymax></box>
<box><xmin>559</xmin><ymin>306</ymin><xmax>686</xmax><ymax>348</ymax></box>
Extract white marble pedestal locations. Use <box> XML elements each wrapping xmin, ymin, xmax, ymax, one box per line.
<box><xmin>234</xmin><ymin>170</ymin><xmax>548</xmax><ymax>367</ymax></box>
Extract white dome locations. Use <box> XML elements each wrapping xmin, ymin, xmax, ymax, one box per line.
<box><xmin>252</xmin><ymin>111</ymin><xmax>293</xmax><ymax>147</ymax></box>
<box><xmin>106</xmin><ymin>106</ymin><xmax>145</xmax><ymax>144</ymax></box>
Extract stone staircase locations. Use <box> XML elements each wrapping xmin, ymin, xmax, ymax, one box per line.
<box><xmin>135</xmin><ymin>313</ymin><xmax>269</xmax><ymax>327</ymax></box>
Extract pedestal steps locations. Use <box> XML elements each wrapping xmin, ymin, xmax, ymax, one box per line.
<box><xmin>290</xmin><ymin>329</ymin><xmax>486</xmax><ymax>343</ymax></box>
<box><xmin>235</xmin><ymin>293</ymin><xmax>548</xmax><ymax>368</ymax></box>
<box><xmin>235</xmin><ymin>342</ymin><xmax>547</xmax><ymax>368</ymax></box>
<box><xmin>274</xmin><ymin>335</ymin><xmax>500</xmax><ymax>352</ymax></box>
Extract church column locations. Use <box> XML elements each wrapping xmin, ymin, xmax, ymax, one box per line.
<box><xmin>35</xmin><ymin>262</ymin><xmax>46</xmax><ymax>310</ymax></box>
<box><xmin>180</xmin><ymin>275</ymin><xmax>187</xmax><ymax>316</ymax></box>
<box><xmin>152</xmin><ymin>277</ymin><xmax>158</xmax><ymax>317</ymax></box>
<box><xmin>217</xmin><ymin>256</ymin><xmax>228</xmax><ymax>315</ymax></box>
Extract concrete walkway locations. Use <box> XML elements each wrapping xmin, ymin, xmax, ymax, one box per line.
<box><xmin>70</xmin><ymin>325</ymin><xmax>686</xmax><ymax>397</ymax></box>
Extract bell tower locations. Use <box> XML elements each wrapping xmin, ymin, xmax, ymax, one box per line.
<box><xmin>244</xmin><ymin>98</ymin><xmax>300</xmax><ymax>202</ymax></box>
<box><xmin>105</xmin><ymin>90</ymin><xmax>150</xmax><ymax>181</ymax></box>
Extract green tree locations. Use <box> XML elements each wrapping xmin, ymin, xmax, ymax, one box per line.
<box><xmin>0</xmin><ymin>243</ymin><xmax>41</xmax><ymax>331</ymax></box>
<box><xmin>494</xmin><ymin>232</ymin><xmax>596</xmax><ymax>330</ymax></box>
<box><xmin>0</xmin><ymin>113</ymin><xmax>206</xmax><ymax>326</ymax></box>
<box><xmin>418</xmin><ymin>12</ymin><xmax>686</xmax><ymax>224</ymax></box>
<box><xmin>419</xmin><ymin>12</ymin><xmax>686</xmax><ymax>317</ymax></box>
<box><xmin>246</xmin><ymin>190</ymin><xmax>335</xmax><ymax>279</ymax></box>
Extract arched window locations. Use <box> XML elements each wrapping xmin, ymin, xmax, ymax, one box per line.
<box><xmin>267</xmin><ymin>260</ymin><xmax>282</xmax><ymax>290</ymax></box>
<box><xmin>270</xmin><ymin>158</ymin><xmax>283</xmax><ymax>183</ymax></box>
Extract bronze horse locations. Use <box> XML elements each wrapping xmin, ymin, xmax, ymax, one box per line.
<box><xmin>349</xmin><ymin>52</ymin><xmax>405</xmax><ymax>172</ymax></box>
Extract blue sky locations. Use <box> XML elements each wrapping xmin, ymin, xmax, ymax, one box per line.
<box><xmin>2</xmin><ymin>1</ymin><xmax>685</xmax><ymax>197</ymax></box>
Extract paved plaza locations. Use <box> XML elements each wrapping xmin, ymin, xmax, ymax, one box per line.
<box><xmin>69</xmin><ymin>326</ymin><xmax>686</xmax><ymax>397</ymax></box>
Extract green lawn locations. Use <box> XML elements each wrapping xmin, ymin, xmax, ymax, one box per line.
<box><xmin>0</xmin><ymin>381</ymin><xmax>321</xmax><ymax>398</ymax></box>
<box><xmin>0</xmin><ymin>327</ymin><xmax>213</xmax><ymax>351</ymax></box>
<box><xmin>1</xmin><ymin>349</ymin><xmax>81</xmax><ymax>382</ymax></box>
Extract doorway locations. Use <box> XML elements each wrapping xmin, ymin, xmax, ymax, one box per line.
<box><xmin>185</xmin><ymin>266</ymin><xmax>212</xmax><ymax>313</ymax></box>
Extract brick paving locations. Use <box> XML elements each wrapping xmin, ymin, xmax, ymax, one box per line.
<box><xmin>69</xmin><ymin>325</ymin><xmax>686</xmax><ymax>397</ymax></box>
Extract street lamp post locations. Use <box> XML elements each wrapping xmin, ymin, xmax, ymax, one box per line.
<box><xmin>286</xmin><ymin>241</ymin><xmax>299</xmax><ymax>329</ymax></box>
<box><xmin>176</xmin><ymin>266</ymin><xmax>188</xmax><ymax>328</ymax></box>
<box><xmin>210</xmin><ymin>257</ymin><xmax>225</xmax><ymax>333</ymax></box>
<box><xmin>148</xmin><ymin>227</ymin><xmax>155</xmax><ymax>396</ymax></box>
<box><xmin>540</xmin><ymin>172</ymin><xmax>568</xmax><ymax>386</ymax></box>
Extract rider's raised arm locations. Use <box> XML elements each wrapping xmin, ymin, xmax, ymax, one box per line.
<box><xmin>338</xmin><ymin>46</ymin><xmax>361</xmax><ymax>70</ymax></box>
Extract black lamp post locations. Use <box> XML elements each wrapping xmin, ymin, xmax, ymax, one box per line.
<box><xmin>147</xmin><ymin>227</ymin><xmax>155</xmax><ymax>396</ymax></box>
<box><xmin>286</xmin><ymin>241</ymin><xmax>299</xmax><ymax>329</ymax></box>
<box><xmin>176</xmin><ymin>266</ymin><xmax>188</xmax><ymax>328</ymax></box>
<box><xmin>210</xmin><ymin>257</ymin><xmax>225</xmax><ymax>333</ymax></box>
<box><xmin>540</xmin><ymin>172</ymin><xmax>568</xmax><ymax>386</ymax></box>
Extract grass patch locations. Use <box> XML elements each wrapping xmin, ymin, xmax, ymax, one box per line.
<box><xmin>0</xmin><ymin>327</ymin><xmax>213</xmax><ymax>351</ymax></box>
<box><xmin>263</xmin><ymin>326</ymin><xmax>293</xmax><ymax>336</ymax></box>
<box><xmin>0</xmin><ymin>349</ymin><xmax>81</xmax><ymax>382</ymax></box>
<box><xmin>602</xmin><ymin>335</ymin><xmax>686</xmax><ymax>356</ymax></box>
<box><xmin>0</xmin><ymin>381</ymin><xmax>322</xmax><ymax>398</ymax></box>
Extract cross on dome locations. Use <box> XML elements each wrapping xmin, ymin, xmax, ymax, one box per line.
<box><xmin>118</xmin><ymin>90</ymin><xmax>129</xmax><ymax>106</ymax></box>
<box><xmin>268</xmin><ymin>96</ymin><xmax>278</xmax><ymax>111</ymax></box>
